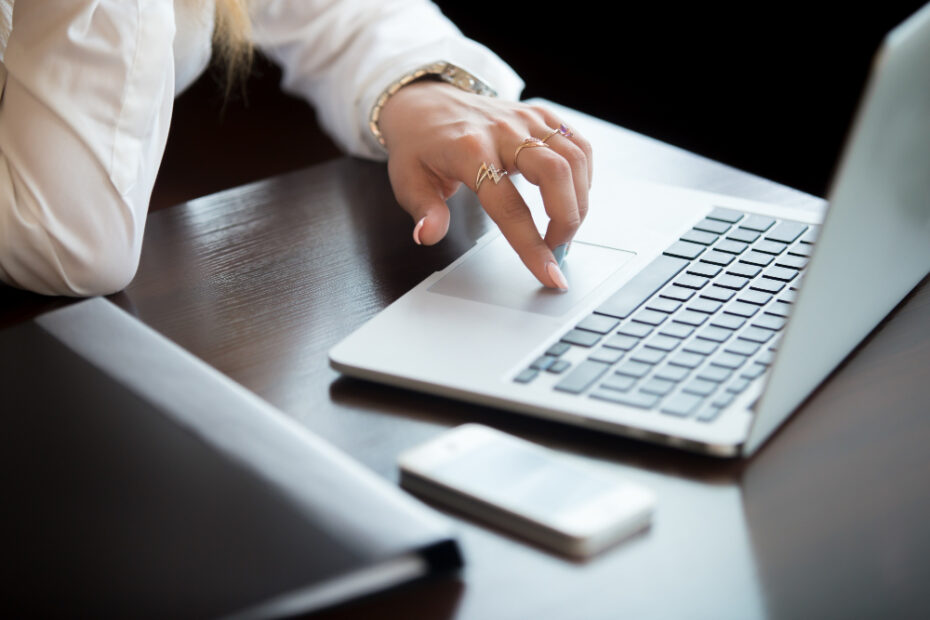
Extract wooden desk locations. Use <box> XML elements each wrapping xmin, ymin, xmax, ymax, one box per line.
<box><xmin>5</xmin><ymin>102</ymin><xmax>929</xmax><ymax>618</ymax></box>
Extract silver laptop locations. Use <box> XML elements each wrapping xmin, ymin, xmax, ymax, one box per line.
<box><xmin>330</xmin><ymin>5</ymin><xmax>930</xmax><ymax>457</ymax></box>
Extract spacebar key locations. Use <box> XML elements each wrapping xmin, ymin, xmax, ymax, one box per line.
<box><xmin>595</xmin><ymin>254</ymin><xmax>688</xmax><ymax>319</ymax></box>
<box><xmin>554</xmin><ymin>361</ymin><xmax>610</xmax><ymax>394</ymax></box>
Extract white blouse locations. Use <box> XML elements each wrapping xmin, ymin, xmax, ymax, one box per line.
<box><xmin>0</xmin><ymin>0</ymin><xmax>523</xmax><ymax>296</ymax></box>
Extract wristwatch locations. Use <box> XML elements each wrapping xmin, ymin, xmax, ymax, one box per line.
<box><xmin>368</xmin><ymin>61</ymin><xmax>497</xmax><ymax>149</ymax></box>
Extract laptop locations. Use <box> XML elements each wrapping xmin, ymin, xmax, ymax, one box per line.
<box><xmin>330</xmin><ymin>4</ymin><xmax>930</xmax><ymax>457</ymax></box>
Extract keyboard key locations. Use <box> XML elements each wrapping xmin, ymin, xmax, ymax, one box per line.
<box><xmin>659</xmin><ymin>323</ymin><xmax>694</xmax><ymax>339</ymax></box>
<box><xmin>711</xmin><ymin>314</ymin><xmax>746</xmax><ymax>330</ymax></box>
<box><xmin>554</xmin><ymin>360</ymin><xmax>610</xmax><ymax>394</ymax></box>
<box><xmin>740</xmin><ymin>215</ymin><xmax>776</xmax><ymax>232</ymax></box>
<box><xmin>600</xmin><ymin>373</ymin><xmax>637</xmax><ymax>392</ymax></box>
<box><xmin>763</xmin><ymin>266</ymin><xmax>798</xmax><ymax>282</ymax></box>
<box><xmin>727</xmin><ymin>263</ymin><xmax>762</xmax><ymax>279</ymax></box>
<box><xmin>590</xmin><ymin>389</ymin><xmax>660</xmax><ymax>410</ymax></box>
<box><xmin>595</xmin><ymin>254</ymin><xmax>688</xmax><ymax>319</ymax></box>
<box><xmin>788</xmin><ymin>243</ymin><xmax>813</xmax><ymax>257</ymax></box>
<box><xmin>765</xmin><ymin>221</ymin><xmax>808</xmax><ymax>244</ymax></box>
<box><xmin>695</xmin><ymin>326</ymin><xmax>732</xmax><ymax>343</ymax></box>
<box><xmin>576</xmin><ymin>314</ymin><xmax>620</xmax><ymax>334</ymax></box>
<box><xmin>707</xmin><ymin>207</ymin><xmax>744</xmax><ymax>223</ymax></box>
<box><xmin>604</xmin><ymin>334</ymin><xmax>639</xmax><ymax>350</ymax></box>
<box><xmin>548</xmin><ymin>360</ymin><xmax>571</xmax><ymax>374</ymax></box>
<box><xmin>514</xmin><ymin>368</ymin><xmax>538</xmax><ymax>383</ymax></box>
<box><xmin>710</xmin><ymin>353</ymin><xmax>747</xmax><ymax>370</ymax></box>
<box><xmin>615</xmin><ymin>360</ymin><xmax>653</xmax><ymax>378</ymax></box>
<box><xmin>654</xmin><ymin>364</ymin><xmax>691</xmax><ymax>382</ymax></box>
<box><xmin>646</xmin><ymin>297</ymin><xmax>682</xmax><ymax>314</ymax></box>
<box><xmin>700</xmin><ymin>285</ymin><xmax>736</xmax><ymax>302</ymax></box>
<box><xmin>753</xmin><ymin>240</ymin><xmax>788</xmax><ymax>255</ymax></box>
<box><xmin>756</xmin><ymin>350</ymin><xmax>776</xmax><ymax>365</ymax></box>
<box><xmin>737</xmin><ymin>290</ymin><xmax>773</xmax><ymax>306</ymax></box>
<box><xmin>781</xmin><ymin>289</ymin><xmax>799</xmax><ymax>302</ymax></box>
<box><xmin>684</xmin><ymin>339</ymin><xmax>718</xmax><ymax>355</ymax></box>
<box><xmin>681</xmin><ymin>229</ymin><xmax>718</xmax><ymax>246</ymax></box>
<box><xmin>660</xmin><ymin>285</ymin><xmax>695</xmax><ymax>302</ymax></box>
<box><xmin>644</xmin><ymin>335</ymin><xmax>681</xmax><ymax>352</ymax></box>
<box><xmin>799</xmin><ymin>226</ymin><xmax>819</xmax><ymax>244</ymax></box>
<box><xmin>661</xmin><ymin>392</ymin><xmax>703</xmax><ymax>417</ymax></box>
<box><xmin>588</xmin><ymin>347</ymin><xmax>624</xmax><ymax>364</ymax></box>
<box><xmin>726</xmin><ymin>378</ymin><xmax>752</xmax><ymax>394</ymax></box>
<box><xmin>752</xmin><ymin>314</ymin><xmax>786</xmax><ymax>331</ymax></box>
<box><xmin>725</xmin><ymin>339</ymin><xmax>760</xmax><ymax>356</ymax></box>
<box><xmin>664</xmin><ymin>240</ymin><xmax>706</xmax><ymax>260</ymax></box>
<box><xmin>701</xmin><ymin>250</ymin><xmax>735</xmax><ymax>266</ymax></box>
<box><xmin>618</xmin><ymin>322</ymin><xmax>653</xmax><ymax>338</ymax></box>
<box><xmin>694</xmin><ymin>218</ymin><xmax>731</xmax><ymax>234</ymax></box>
<box><xmin>776</xmin><ymin>255</ymin><xmax>808</xmax><ymax>270</ymax></box>
<box><xmin>715</xmin><ymin>239</ymin><xmax>748</xmax><ymax>255</ymax></box>
<box><xmin>631</xmin><ymin>348</ymin><xmax>666</xmax><ymax>365</ymax></box>
<box><xmin>687</xmin><ymin>262</ymin><xmax>721</xmax><ymax>278</ymax></box>
<box><xmin>727</xmin><ymin>228</ymin><xmax>760</xmax><ymax>243</ymax></box>
<box><xmin>698</xmin><ymin>366</ymin><xmax>732</xmax><ymax>383</ymax></box>
<box><xmin>711</xmin><ymin>391</ymin><xmax>737</xmax><ymax>409</ymax></box>
<box><xmin>631</xmin><ymin>309</ymin><xmax>668</xmax><ymax>326</ymax></box>
<box><xmin>739</xmin><ymin>327</ymin><xmax>774</xmax><ymax>344</ymax></box>
<box><xmin>750</xmin><ymin>279</ymin><xmax>785</xmax><ymax>294</ymax></box>
<box><xmin>683</xmin><ymin>379</ymin><xmax>718</xmax><ymax>397</ymax></box>
<box><xmin>674</xmin><ymin>274</ymin><xmax>709</xmax><ymax>290</ymax></box>
<box><xmin>641</xmin><ymin>378</ymin><xmax>676</xmax><ymax>396</ymax></box>
<box><xmin>668</xmin><ymin>352</ymin><xmax>705</xmax><ymax>369</ymax></box>
<box><xmin>673</xmin><ymin>310</ymin><xmax>708</xmax><ymax>327</ymax></box>
<box><xmin>546</xmin><ymin>342</ymin><xmax>571</xmax><ymax>357</ymax></box>
<box><xmin>696</xmin><ymin>404</ymin><xmax>725</xmax><ymax>423</ymax></box>
<box><xmin>724</xmin><ymin>301</ymin><xmax>759</xmax><ymax>318</ymax></box>
<box><xmin>740</xmin><ymin>251</ymin><xmax>774</xmax><ymax>267</ymax></box>
<box><xmin>688</xmin><ymin>298</ymin><xmax>722</xmax><ymax>314</ymax></box>
<box><xmin>561</xmin><ymin>329</ymin><xmax>601</xmax><ymax>347</ymax></box>
<box><xmin>530</xmin><ymin>355</ymin><xmax>557</xmax><ymax>370</ymax></box>
<box><xmin>714</xmin><ymin>274</ymin><xmax>750</xmax><ymax>290</ymax></box>
<box><xmin>740</xmin><ymin>363</ymin><xmax>767</xmax><ymax>380</ymax></box>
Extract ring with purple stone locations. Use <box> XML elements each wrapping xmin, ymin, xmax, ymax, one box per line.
<box><xmin>542</xmin><ymin>123</ymin><xmax>574</xmax><ymax>143</ymax></box>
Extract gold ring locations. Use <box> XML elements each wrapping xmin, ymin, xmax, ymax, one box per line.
<box><xmin>513</xmin><ymin>137</ymin><xmax>549</xmax><ymax>167</ymax></box>
<box><xmin>475</xmin><ymin>162</ymin><xmax>507</xmax><ymax>192</ymax></box>
<box><xmin>542</xmin><ymin>123</ymin><xmax>574</xmax><ymax>143</ymax></box>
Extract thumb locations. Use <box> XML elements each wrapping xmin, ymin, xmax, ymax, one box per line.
<box><xmin>388</xmin><ymin>158</ymin><xmax>452</xmax><ymax>246</ymax></box>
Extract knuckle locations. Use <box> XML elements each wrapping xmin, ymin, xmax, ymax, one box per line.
<box><xmin>540</xmin><ymin>154</ymin><xmax>572</xmax><ymax>182</ymax></box>
<box><xmin>495</xmin><ymin>194</ymin><xmax>530</xmax><ymax>223</ymax></box>
<box><xmin>452</xmin><ymin>131</ymin><xmax>488</xmax><ymax>160</ymax></box>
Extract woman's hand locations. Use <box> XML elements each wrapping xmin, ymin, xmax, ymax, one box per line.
<box><xmin>377</xmin><ymin>81</ymin><xmax>592</xmax><ymax>290</ymax></box>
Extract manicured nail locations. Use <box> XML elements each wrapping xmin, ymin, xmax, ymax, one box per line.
<box><xmin>413</xmin><ymin>217</ymin><xmax>426</xmax><ymax>245</ymax></box>
<box><xmin>546</xmin><ymin>261</ymin><xmax>569</xmax><ymax>291</ymax></box>
<box><xmin>553</xmin><ymin>243</ymin><xmax>569</xmax><ymax>267</ymax></box>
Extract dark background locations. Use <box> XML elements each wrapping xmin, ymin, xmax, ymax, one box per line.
<box><xmin>152</xmin><ymin>1</ymin><xmax>928</xmax><ymax>210</ymax></box>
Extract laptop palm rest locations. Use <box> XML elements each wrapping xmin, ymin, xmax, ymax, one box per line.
<box><xmin>428</xmin><ymin>235</ymin><xmax>635</xmax><ymax>317</ymax></box>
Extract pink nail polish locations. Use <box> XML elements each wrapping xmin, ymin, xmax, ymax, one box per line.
<box><xmin>413</xmin><ymin>217</ymin><xmax>426</xmax><ymax>245</ymax></box>
<box><xmin>546</xmin><ymin>261</ymin><xmax>569</xmax><ymax>291</ymax></box>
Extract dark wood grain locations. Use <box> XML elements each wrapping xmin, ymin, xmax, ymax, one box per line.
<box><xmin>109</xmin><ymin>120</ymin><xmax>930</xmax><ymax>618</ymax></box>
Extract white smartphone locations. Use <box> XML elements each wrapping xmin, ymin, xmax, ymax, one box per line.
<box><xmin>398</xmin><ymin>424</ymin><xmax>655</xmax><ymax>558</ymax></box>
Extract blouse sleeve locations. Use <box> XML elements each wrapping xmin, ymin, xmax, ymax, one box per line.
<box><xmin>249</xmin><ymin>0</ymin><xmax>525</xmax><ymax>160</ymax></box>
<box><xmin>0</xmin><ymin>0</ymin><xmax>176</xmax><ymax>296</ymax></box>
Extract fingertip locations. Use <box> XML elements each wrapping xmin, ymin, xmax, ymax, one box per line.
<box><xmin>411</xmin><ymin>209</ymin><xmax>450</xmax><ymax>246</ymax></box>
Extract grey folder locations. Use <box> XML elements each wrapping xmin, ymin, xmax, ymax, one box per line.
<box><xmin>0</xmin><ymin>299</ymin><xmax>461</xmax><ymax>618</ymax></box>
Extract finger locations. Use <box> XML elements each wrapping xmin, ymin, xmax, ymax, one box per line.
<box><xmin>513</xmin><ymin>145</ymin><xmax>582</xmax><ymax>256</ymax></box>
<box><xmin>474</xmin><ymin>162</ymin><xmax>569</xmax><ymax>290</ymax></box>
<box><xmin>388</xmin><ymin>156</ymin><xmax>453</xmax><ymax>245</ymax></box>
<box><xmin>537</xmin><ymin>109</ymin><xmax>595</xmax><ymax>190</ymax></box>
<box><xmin>536</xmin><ymin>131</ymin><xmax>590</xmax><ymax>225</ymax></box>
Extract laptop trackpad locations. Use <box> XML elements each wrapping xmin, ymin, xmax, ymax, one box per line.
<box><xmin>428</xmin><ymin>235</ymin><xmax>635</xmax><ymax>317</ymax></box>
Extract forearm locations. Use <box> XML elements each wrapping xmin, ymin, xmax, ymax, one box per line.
<box><xmin>250</xmin><ymin>0</ymin><xmax>524</xmax><ymax>160</ymax></box>
<box><xmin>0</xmin><ymin>0</ymin><xmax>175</xmax><ymax>296</ymax></box>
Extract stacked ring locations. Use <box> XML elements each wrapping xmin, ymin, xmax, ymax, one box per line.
<box><xmin>475</xmin><ymin>162</ymin><xmax>508</xmax><ymax>192</ymax></box>
<box><xmin>542</xmin><ymin>123</ymin><xmax>574</xmax><ymax>143</ymax></box>
<box><xmin>513</xmin><ymin>137</ymin><xmax>549</xmax><ymax>167</ymax></box>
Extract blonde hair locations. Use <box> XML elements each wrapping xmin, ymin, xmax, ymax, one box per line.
<box><xmin>212</xmin><ymin>0</ymin><xmax>254</xmax><ymax>93</ymax></box>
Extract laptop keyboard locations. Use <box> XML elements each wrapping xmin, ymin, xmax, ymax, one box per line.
<box><xmin>514</xmin><ymin>207</ymin><xmax>818</xmax><ymax>421</ymax></box>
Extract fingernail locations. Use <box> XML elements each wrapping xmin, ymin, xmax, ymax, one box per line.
<box><xmin>553</xmin><ymin>243</ymin><xmax>569</xmax><ymax>267</ymax></box>
<box><xmin>546</xmin><ymin>261</ymin><xmax>569</xmax><ymax>291</ymax></box>
<box><xmin>413</xmin><ymin>217</ymin><xmax>426</xmax><ymax>245</ymax></box>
